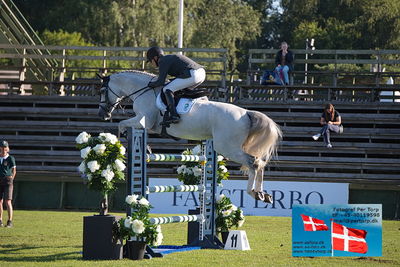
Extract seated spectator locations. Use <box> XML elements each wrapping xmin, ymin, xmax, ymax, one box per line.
<box><xmin>312</xmin><ymin>103</ymin><xmax>342</xmax><ymax>148</ymax></box>
<box><xmin>275</xmin><ymin>41</ymin><xmax>294</xmax><ymax>85</ymax></box>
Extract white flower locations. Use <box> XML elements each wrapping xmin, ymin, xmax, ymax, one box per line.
<box><xmin>78</xmin><ymin>161</ymin><xmax>86</xmax><ymax>173</ymax></box>
<box><xmin>177</xmin><ymin>165</ymin><xmax>186</xmax><ymax>174</ymax></box>
<box><xmin>219</xmin><ymin>165</ymin><xmax>228</xmax><ymax>173</ymax></box>
<box><xmin>138</xmin><ymin>197</ymin><xmax>149</xmax><ymax>206</ymax></box>
<box><xmin>217</xmin><ymin>194</ymin><xmax>225</xmax><ymax>203</ymax></box>
<box><xmin>125</xmin><ymin>194</ymin><xmax>139</xmax><ymax>205</ymax></box>
<box><xmin>93</xmin><ymin>144</ymin><xmax>106</xmax><ymax>155</ymax></box>
<box><xmin>183</xmin><ymin>167</ymin><xmax>193</xmax><ymax>175</ymax></box>
<box><xmin>191</xmin><ymin>145</ymin><xmax>201</xmax><ymax>155</ymax></box>
<box><xmin>238</xmin><ymin>216</ymin><xmax>245</xmax><ymax>227</ymax></box>
<box><xmin>124</xmin><ymin>217</ymin><xmax>132</xmax><ymax>228</ymax></box>
<box><xmin>222</xmin><ymin>209</ymin><xmax>232</xmax><ymax>217</ymax></box>
<box><xmin>87</xmin><ymin>174</ymin><xmax>92</xmax><ymax>181</ymax></box>
<box><xmin>229</xmin><ymin>204</ymin><xmax>238</xmax><ymax>212</ymax></box>
<box><xmin>80</xmin><ymin>147</ymin><xmax>92</xmax><ymax>159</ymax></box>
<box><xmin>87</xmin><ymin>160</ymin><xmax>100</xmax><ymax>173</ymax></box>
<box><xmin>217</xmin><ymin>155</ymin><xmax>224</xmax><ymax>162</ymax></box>
<box><xmin>131</xmin><ymin>219</ymin><xmax>145</xmax><ymax>234</ymax></box>
<box><xmin>192</xmin><ymin>166</ymin><xmax>202</xmax><ymax>177</ymax></box>
<box><xmin>99</xmin><ymin>133</ymin><xmax>118</xmax><ymax>144</ymax></box>
<box><xmin>101</xmin><ymin>165</ymin><xmax>114</xmax><ymax>182</ymax></box>
<box><xmin>76</xmin><ymin>132</ymin><xmax>91</xmax><ymax>144</ymax></box>
<box><xmin>153</xmin><ymin>232</ymin><xmax>163</xmax><ymax>246</ymax></box>
<box><xmin>120</xmin><ymin>145</ymin><xmax>126</xmax><ymax>155</ymax></box>
<box><xmin>114</xmin><ymin>159</ymin><xmax>126</xmax><ymax>171</ymax></box>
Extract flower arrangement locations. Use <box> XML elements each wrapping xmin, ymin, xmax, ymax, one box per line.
<box><xmin>176</xmin><ymin>145</ymin><xmax>229</xmax><ymax>185</ymax></box>
<box><xmin>116</xmin><ymin>195</ymin><xmax>163</xmax><ymax>246</ymax></box>
<box><xmin>76</xmin><ymin>132</ymin><xmax>126</xmax><ymax>214</ymax></box>
<box><xmin>215</xmin><ymin>194</ymin><xmax>245</xmax><ymax>233</ymax></box>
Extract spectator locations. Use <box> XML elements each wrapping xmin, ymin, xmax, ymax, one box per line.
<box><xmin>312</xmin><ymin>103</ymin><xmax>342</xmax><ymax>148</ymax></box>
<box><xmin>0</xmin><ymin>140</ymin><xmax>16</xmax><ymax>228</ymax></box>
<box><xmin>275</xmin><ymin>41</ymin><xmax>294</xmax><ymax>85</ymax></box>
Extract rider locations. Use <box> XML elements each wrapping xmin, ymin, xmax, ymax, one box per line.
<box><xmin>146</xmin><ymin>46</ymin><xmax>206</xmax><ymax>124</ymax></box>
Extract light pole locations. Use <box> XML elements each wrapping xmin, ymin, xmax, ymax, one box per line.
<box><xmin>305</xmin><ymin>38</ymin><xmax>315</xmax><ymax>84</ymax></box>
<box><xmin>178</xmin><ymin>0</ymin><xmax>184</xmax><ymax>55</ymax></box>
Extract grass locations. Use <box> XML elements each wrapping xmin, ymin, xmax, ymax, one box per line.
<box><xmin>0</xmin><ymin>210</ymin><xmax>399</xmax><ymax>267</ymax></box>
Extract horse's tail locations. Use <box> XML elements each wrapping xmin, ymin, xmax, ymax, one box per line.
<box><xmin>242</xmin><ymin>110</ymin><xmax>282</xmax><ymax>167</ymax></box>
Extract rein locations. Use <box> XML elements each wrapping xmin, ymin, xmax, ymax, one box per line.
<box><xmin>100</xmin><ymin>78</ymin><xmax>156</xmax><ymax>114</ymax></box>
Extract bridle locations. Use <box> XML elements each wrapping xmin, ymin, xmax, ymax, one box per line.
<box><xmin>99</xmin><ymin>76</ymin><xmax>155</xmax><ymax>115</ymax></box>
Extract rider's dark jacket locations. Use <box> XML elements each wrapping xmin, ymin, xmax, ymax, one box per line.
<box><xmin>148</xmin><ymin>54</ymin><xmax>203</xmax><ymax>88</ymax></box>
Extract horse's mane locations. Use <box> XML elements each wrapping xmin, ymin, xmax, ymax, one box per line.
<box><xmin>116</xmin><ymin>70</ymin><xmax>156</xmax><ymax>79</ymax></box>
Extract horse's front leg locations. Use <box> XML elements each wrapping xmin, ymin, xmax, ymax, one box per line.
<box><xmin>118</xmin><ymin>115</ymin><xmax>146</xmax><ymax>135</ymax></box>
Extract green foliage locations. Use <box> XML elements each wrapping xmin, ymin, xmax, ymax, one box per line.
<box><xmin>14</xmin><ymin>0</ymin><xmax>262</xmax><ymax>73</ymax></box>
<box><xmin>116</xmin><ymin>195</ymin><xmax>163</xmax><ymax>246</ymax></box>
<box><xmin>76</xmin><ymin>132</ymin><xmax>126</xmax><ymax>197</ymax></box>
<box><xmin>279</xmin><ymin>0</ymin><xmax>400</xmax><ymax>50</ymax></box>
<box><xmin>215</xmin><ymin>194</ymin><xmax>245</xmax><ymax>233</ymax></box>
<box><xmin>176</xmin><ymin>145</ymin><xmax>229</xmax><ymax>185</ymax></box>
<box><xmin>191</xmin><ymin>0</ymin><xmax>261</xmax><ymax>70</ymax></box>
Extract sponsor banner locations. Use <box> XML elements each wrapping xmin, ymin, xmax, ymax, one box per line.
<box><xmin>147</xmin><ymin>178</ymin><xmax>348</xmax><ymax>217</ymax></box>
<box><xmin>292</xmin><ymin>204</ymin><xmax>382</xmax><ymax>257</ymax></box>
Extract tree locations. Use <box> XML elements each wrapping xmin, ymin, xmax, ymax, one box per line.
<box><xmin>14</xmin><ymin>0</ymin><xmax>262</xmax><ymax>74</ymax></box>
<box><xmin>278</xmin><ymin>0</ymin><xmax>400</xmax><ymax>50</ymax></box>
<box><xmin>191</xmin><ymin>0</ymin><xmax>261</xmax><ymax>74</ymax></box>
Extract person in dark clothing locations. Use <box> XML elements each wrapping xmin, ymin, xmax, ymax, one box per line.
<box><xmin>312</xmin><ymin>103</ymin><xmax>342</xmax><ymax>148</ymax></box>
<box><xmin>0</xmin><ymin>140</ymin><xmax>16</xmax><ymax>228</ymax></box>
<box><xmin>146</xmin><ymin>46</ymin><xmax>206</xmax><ymax>124</ymax></box>
<box><xmin>275</xmin><ymin>42</ymin><xmax>294</xmax><ymax>85</ymax></box>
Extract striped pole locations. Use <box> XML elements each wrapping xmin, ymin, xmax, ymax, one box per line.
<box><xmin>146</xmin><ymin>153</ymin><xmax>206</xmax><ymax>162</ymax></box>
<box><xmin>146</xmin><ymin>185</ymin><xmax>205</xmax><ymax>194</ymax></box>
<box><xmin>150</xmin><ymin>214</ymin><xmax>204</xmax><ymax>225</ymax></box>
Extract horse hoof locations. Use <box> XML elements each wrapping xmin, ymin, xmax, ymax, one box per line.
<box><xmin>264</xmin><ymin>194</ymin><xmax>273</xmax><ymax>204</ymax></box>
<box><xmin>254</xmin><ymin>191</ymin><xmax>273</xmax><ymax>204</ymax></box>
<box><xmin>255</xmin><ymin>191</ymin><xmax>265</xmax><ymax>202</ymax></box>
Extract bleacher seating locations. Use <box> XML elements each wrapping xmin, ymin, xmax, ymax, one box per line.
<box><xmin>0</xmin><ymin>95</ymin><xmax>399</xmax><ymax>187</ymax></box>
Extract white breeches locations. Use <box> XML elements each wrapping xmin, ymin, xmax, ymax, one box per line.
<box><xmin>163</xmin><ymin>68</ymin><xmax>206</xmax><ymax>92</ymax></box>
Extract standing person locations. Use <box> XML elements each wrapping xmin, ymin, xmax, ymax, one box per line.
<box><xmin>0</xmin><ymin>140</ymin><xmax>16</xmax><ymax>228</ymax></box>
<box><xmin>312</xmin><ymin>103</ymin><xmax>342</xmax><ymax>148</ymax></box>
<box><xmin>146</xmin><ymin>46</ymin><xmax>206</xmax><ymax>125</ymax></box>
<box><xmin>275</xmin><ymin>41</ymin><xmax>294</xmax><ymax>85</ymax></box>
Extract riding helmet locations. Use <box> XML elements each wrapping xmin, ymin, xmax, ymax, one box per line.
<box><xmin>146</xmin><ymin>46</ymin><xmax>164</xmax><ymax>62</ymax></box>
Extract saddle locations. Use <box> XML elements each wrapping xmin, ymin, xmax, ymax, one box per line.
<box><xmin>159</xmin><ymin>88</ymin><xmax>209</xmax><ymax>107</ymax></box>
<box><xmin>159</xmin><ymin>88</ymin><xmax>209</xmax><ymax>140</ymax></box>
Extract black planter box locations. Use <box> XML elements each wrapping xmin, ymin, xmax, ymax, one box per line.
<box><xmin>83</xmin><ymin>215</ymin><xmax>123</xmax><ymax>260</ymax></box>
<box><xmin>187</xmin><ymin>208</ymin><xmax>200</xmax><ymax>244</ymax></box>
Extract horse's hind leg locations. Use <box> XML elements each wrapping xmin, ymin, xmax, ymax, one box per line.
<box><xmin>253</xmin><ymin>167</ymin><xmax>273</xmax><ymax>203</ymax></box>
<box><xmin>243</xmin><ymin>156</ymin><xmax>272</xmax><ymax>203</ymax></box>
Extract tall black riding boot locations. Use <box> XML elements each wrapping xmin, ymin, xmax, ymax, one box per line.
<box><xmin>164</xmin><ymin>89</ymin><xmax>180</xmax><ymax>124</ymax></box>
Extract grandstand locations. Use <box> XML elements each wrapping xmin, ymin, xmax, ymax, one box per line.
<box><xmin>0</xmin><ymin>40</ymin><xmax>399</xmax><ymax>218</ymax></box>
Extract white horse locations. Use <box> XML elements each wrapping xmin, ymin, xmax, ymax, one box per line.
<box><xmin>98</xmin><ymin>70</ymin><xmax>282</xmax><ymax>203</ymax></box>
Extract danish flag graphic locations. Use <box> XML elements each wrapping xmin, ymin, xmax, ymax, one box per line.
<box><xmin>332</xmin><ymin>222</ymin><xmax>368</xmax><ymax>254</ymax></box>
<box><xmin>300</xmin><ymin>214</ymin><xmax>329</xmax><ymax>231</ymax></box>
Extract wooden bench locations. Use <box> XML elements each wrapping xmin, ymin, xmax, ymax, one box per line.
<box><xmin>247</xmin><ymin>48</ymin><xmax>400</xmax><ymax>87</ymax></box>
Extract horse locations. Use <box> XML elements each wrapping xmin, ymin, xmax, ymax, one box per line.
<box><xmin>98</xmin><ymin>70</ymin><xmax>282</xmax><ymax>203</ymax></box>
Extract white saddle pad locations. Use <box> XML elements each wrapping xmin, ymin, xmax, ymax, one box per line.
<box><xmin>156</xmin><ymin>93</ymin><xmax>199</xmax><ymax>114</ymax></box>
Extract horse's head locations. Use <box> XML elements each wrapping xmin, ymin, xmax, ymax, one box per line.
<box><xmin>97</xmin><ymin>75</ymin><xmax>122</xmax><ymax>120</ymax></box>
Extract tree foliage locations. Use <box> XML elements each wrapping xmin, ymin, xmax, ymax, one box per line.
<box><xmin>12</xmin><ymin>0</ymin><xmax>400</xmax><ymax>74</ymax></box>
<box><xmin>279</xmin><ymin>0</ymin><xmax>400</xmax><ymax>50</ymax></box>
